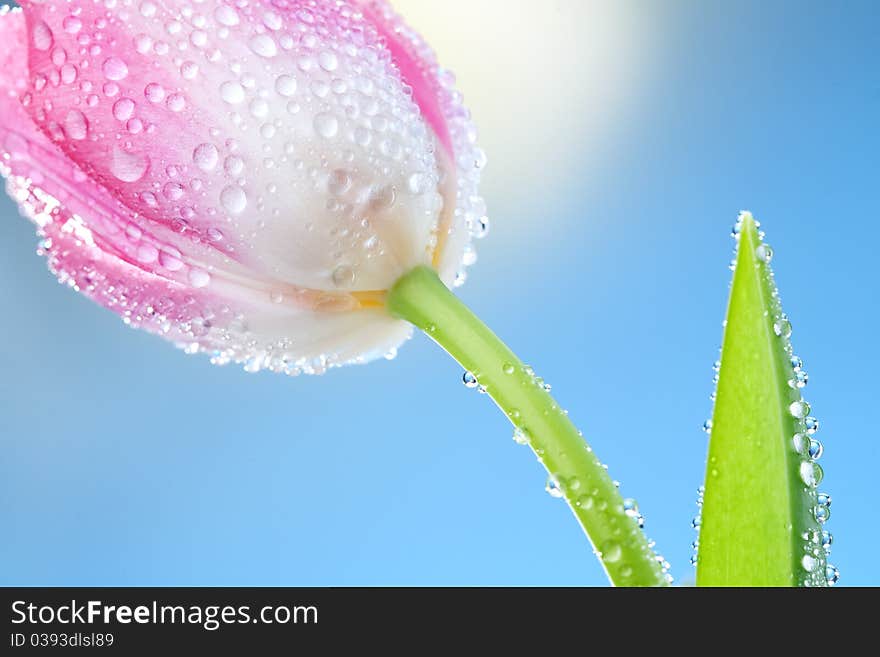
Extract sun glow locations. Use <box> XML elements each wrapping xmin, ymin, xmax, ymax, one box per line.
<box><xmin>392</xmin><ymin>0</ymin><xmax>659</xmax><ymax>211</ymax></box>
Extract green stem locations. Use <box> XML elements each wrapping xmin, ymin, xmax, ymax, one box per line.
<box><xmin>388</xmin><ymin>266</ymin><xmax>668</xmax><ymax>587</ymax></box>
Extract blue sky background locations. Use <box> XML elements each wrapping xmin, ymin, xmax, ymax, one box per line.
<box><xmin>1</xmin><ymin>0</ymin><xmax>877</xmax><ymax>585</ymax></box>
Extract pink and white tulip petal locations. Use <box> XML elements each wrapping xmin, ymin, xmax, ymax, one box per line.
<box><xmin>1</xmin><ymin>1</ymin><xmax>486</xmax><ymax>374</ymax></box>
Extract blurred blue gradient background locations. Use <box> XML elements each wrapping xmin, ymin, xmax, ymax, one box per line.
<box><xmin>1</xmin><ymin>0</ymin><xmax>877</xmax><ymax>585</ymax></box>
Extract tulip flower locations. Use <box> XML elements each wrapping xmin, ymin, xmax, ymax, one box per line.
<box><xmin>1</xmin><ymin>1</ymin><xmax>666</xmax><ymax>586</ymax></box>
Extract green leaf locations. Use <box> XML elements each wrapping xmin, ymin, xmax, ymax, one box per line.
<box><xmin>696</xmin><ymin>212</ymin><xmax>831</xmax><ymax>587</ymax></box>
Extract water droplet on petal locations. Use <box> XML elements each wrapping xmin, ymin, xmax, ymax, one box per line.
<box><xmin>63</xmin><ymin>110</ymin><xmax>88</xmax><ymax>140</ymax></box>
<box><xmin>112</xmin><ymin>98</ymin><xmax>135</xmax><ymax>121</ymax></box>
<box><xmin>111</xmin><ymin>147</ymin><xmax>149</xmax><ymax>182</ymax></box>
<box><xmin>314</xmin><ymin>112</ymin><xmax>339</xmax><ymax>138</ymax></box>
<box><xmin>159</xmin><ymin>250</ymin><xmax>183</xmax><ymax>271</ymax></box>
<box><xmin>275</xmin><ymin>74</ymin><xmax>297</xmax><ymax>97</ymax></box>
<box><xmin>63</xmin><ymin>16</ymin><xmax>83</xmax><ymax>34</ymax></box>
<box><xmin>214</xmin><ymin>5</ymin><xmax>240</xmax><ymax>26</ymax></box>
<box><xmin>102</xmin><ymin>57</ymin><xmax>129</xmax><ymax>81</ymax></box>
<box><xmin>318</xmin><ymin>50</ymin><xmax>339</xmax><ymax>71</ymax></box>
<box><xmin>166</xmin><ymin>94</ymin><xmax>185</xmax><ymax>112</ymax></box>
<box><xmin>332</xmin><ymin>265</ymin><xmax>355</xmax><ymax>288</ymax></box>
<box><xmin>32</xmin><ymin>21</ymin><xmax>54</xmax><ymax>51</ymax></box>
<box><xmin>220</xmin><ymin>81</ymin><xmax>245</xmax><ymax>104</ymax></box>
<box><xmin>193</xmin><ymin>143</ymin><xmax>219</xmax><ymax>171</ymax></box>
<box><xmin>220</xmin><ymin>185</ymin><xmax>247</xmax><ymax>214</ymax></box>
<box><xmin>249</xmin><ymin>34</ymin><xmax>277</xmax><ymax>58</ymax></box>
<box><xmin>188</xmin><ymin>268</ymin><xmax>211</xmax><ymax>288</ymax></box>
<box><xmin>136</xmin><ymin>244</ymin><xmax>158</xmax><ymax>264</ymax></box>
<box><xmin>60</xmin><ymin>64</ymin><xmax>78</xmax><ymax>84</ymax></box>
<box><xmin>144</xmin><ymin>83</ymin><xmax>166</xmax><ymax>103</ymax></box>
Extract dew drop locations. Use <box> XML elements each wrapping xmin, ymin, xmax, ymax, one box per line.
<box><xmin>249</xmin><ymin>34</ymin><xmax>277</xmax><ymax>58</ymax></box>
<box><xmin>576</xmin><ymin>495</ymin><xmax>594</xmax><ymax>510</ymax></box>
<box><xmin>112</xmin><ymin>98</ymin><xmax>135</xmax><ymax>121</ymax></box>
<box><xmin>144</xmin><ymin>83</ymin><xmax>165</xmax><ymax>103</ymax></box>
<box><xmin>327</xmin><ymin>169</ymin><xmax>352</xmax><ymax>196</ymax></box>
<box><xmin>166</xmin><ymin>94</ymin><xmax>186</xmax><ymax>112</ymax></box>
<box><xmin>220</xmin><ymin>81</ymin><xmax>245</xmax><ymax>104</ymax></box>
<box><xmin>214</xmin><ymin>5</ymin><xmax>239</xmax><ymax>26</ymax></box>
<box><xmin>180</xmin><ymin>61</ymin><xmax>199</xmax><ymax>80</ymax></box>
<box><xmin>756</xmin><ymin>244</ymin><xmax>773</xmax><ymax>263</ymax></box>
<box><xmin>193</xmin><ymin>143</ymin><xmax>219</xmax><ymax>171</ymax></box>
<box><xmin>159</xmin><ymin>250</ymin><xmax>183</xmax><ymax>271</ymax></box>
<box><xmin>820</xmin><ymin>530</ymin><xmax>833</xmax><ymax>552</ymax></box>
<box><xmin>801</xmin><ymin>554</ymin><xmax>818</xmax><ymax>572</ymax></box>
<box><xmin>188</xmin><ymin>269</ymin><xmax>211</xmax><ymax>289</ymax></box>
<box><xmin>462</xmin><ymin>371</ymin><xmax>478</xmax><ymax>388</ymax></box>
<box><xmin>111</xmin><ymin>147</ymin><xmax>149</xmax><ymax>182</ymax></box>
<box><xmin>249</xmin><ymin>98</ymin><xmax>268</xmax><ymax>118</ymax></box>
<box><xmin>545</xmin><ymin>476</ymin><xmax>564</xmax><ymax>498</ymax></box>
<box><xmin>825</xmin><ymin>564</ymin><xmax>840</xmax><ymax>586</ymax></box>
<box><xmin>318</xmin><ymin>50</ymin><xmax>339</xmax><ymax>71</ymax></box>
<box><xmin>789</xmin><ymin>400</ymin><xmax>811</xmax><ymax>419</ymax></box>
<box><xmin>799</xmin><ymin>460</ymin><xmax>824</xmax><ymax>488</ymax></box>
<box><xmin>792</xmin><ymin>432</ymin><xmax>810</xmax><ymax>455</ymax></box>
<box><xmin>774</xmin><ymin>318</ymin><xmax>792</xmax><ymax>338</ymax></box>
<box><xmin>512</xmin><ymin>427</ymin><xmax>530</xmax><ymax>445</ymax></box>
<box><xmin>136</xmin><ymin>244</ymin><xmax>158</xmax><ymax>264</ymax></box>
<box><xmin>224</xmin><ymin>156</ymin><xmax>244</xmax><ymax>176</ymax></box>
<box><xmin>808</xmin><ymin>438</ymin><xmax>824</xmax><ymax>460</ymax></box>
<box><xmin>102</xmin><ymin>57</ymin><xmax>129</xmax><ymax>81</ymax></box>
<box><xmin>220</xmin><ymin>185</ymin><xmax>247</xmax><ymax>215</ymax></box>
<box><xmin>32</xmin><ymin>21</ymin><xmax>53</xmax><ymax>51</ymax></box>
<box><xmin>63</xmin><ymin>110</ymin><xmax>88</xmax><ymax>140</ymax></box>
<box><xmin>63</xmin><ymin>16</ymin><xmax>83</xmax><ymax>35</ymax></box>
<box><xmin>314</xmin><ymin>112</ymin><xmax>339</xmax><ymax>138</ymax></box>
<box><xmin>60</xmin><ymin>64</ymin><xmax>78</xmax><ymax>85</ymax></box>
<box><xmin>332</xmin><ymin>265</ymin><xmax>355</xmax><ymax>288</ymax></box>
<box><xmin>804</xmin><ymin>416</ymin><xmax>820</xmax><ymax>435</ymax></box>
<box><xmin>407</xmin><ymin>172</ymin><xmax>429</xmax><ymax>195</ymax></box>
<box><xmin>275</xmin><ymin>74</ymin><xmax>297</xmax><ymax>97</ymax></box>
<box><xmin>163</xmin><ymin>182</ymin><xmax>184</xmax><ymax>201</ymax></box>
<box><xmin>603</xmin><ymin>542</ymin><xmax>623</xmax><ymax>564</ymax></box>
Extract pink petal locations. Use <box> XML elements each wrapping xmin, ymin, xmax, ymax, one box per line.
<box><xmin>3</xmin><ymin>6</ymin><xmax>411</xmax><ymax>370</ymax></box>
<box><xmin>350</xmin><ymin>0</ymin><xmax>453</xmax><ymax>157</ymax></box>
<box><xmin>4</xmin><ymin>2</ymin><xmax>488</xmax><ymax>374</ymax></box>
<box><xmin>349</xmin><ymin>0</ymin><xmax>488</xmax><ymax>285</ymax></box>
<box><xmin>19</xmin><ymin>0</ymin><xmax>240</xmax><ymax>259</ymax></box>
<box><xmin>17</xmin><ymin>1</ymin><xmax>452</xmax><ymax>292</ymax></box>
